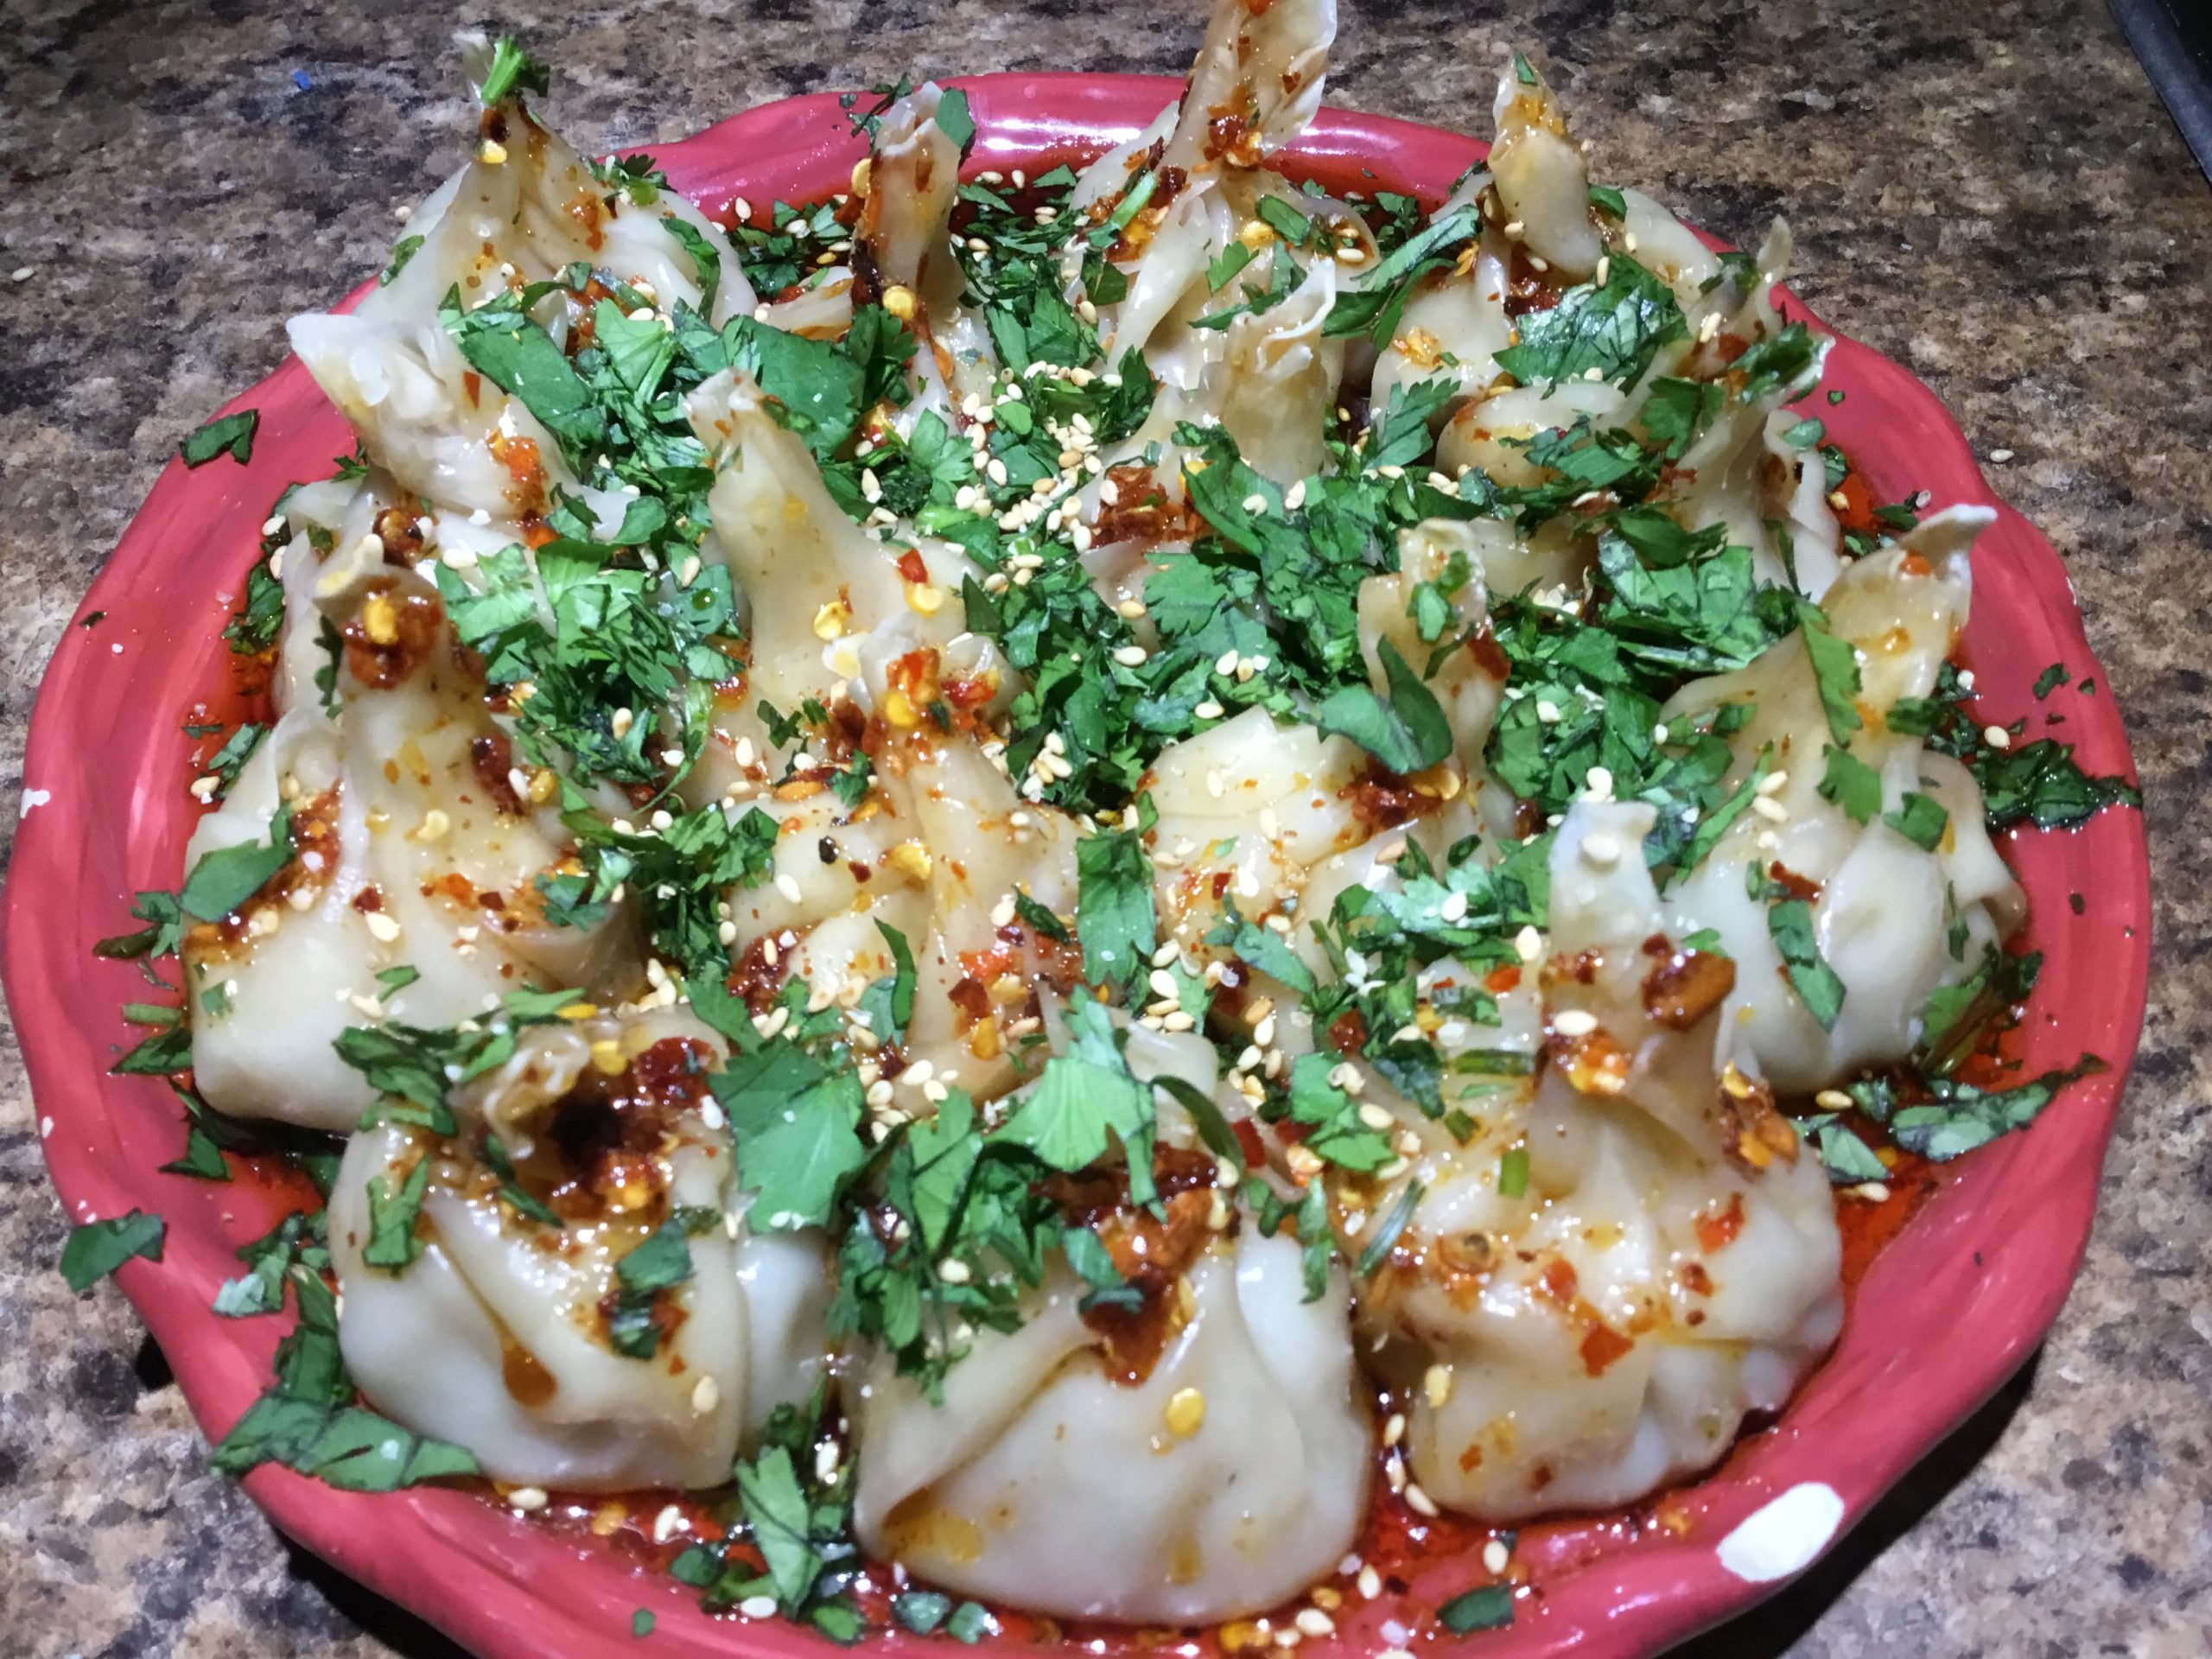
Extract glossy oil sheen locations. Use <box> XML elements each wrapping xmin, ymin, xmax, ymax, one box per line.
<box><xmin>4</xmin><ymin>73</ymin><xmax>2152</xmax><ymax>1659</ymax></box>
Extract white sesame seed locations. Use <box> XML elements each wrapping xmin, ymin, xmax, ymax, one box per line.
<box><xmin>506</xmin><ymin>1486</ymin><xmax>549</xmax><ymax>1511</ymax></box>
<box><xmin>1553</xmin><ymin>1007</ymin><xmax>1599</xmax><ymax>1038</ymax></box>
<box><xmin>1982</xmin><ymin>724</ymin><xmax>2012</xmax><ymax>749</ymax></box>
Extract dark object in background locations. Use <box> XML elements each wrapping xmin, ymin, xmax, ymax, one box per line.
<box><xmin>2110</xmin><ymin>0</ymin><xmax>2212</xmax><ymax>177</ymax></box>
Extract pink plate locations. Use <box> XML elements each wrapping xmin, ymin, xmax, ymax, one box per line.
<box><xmin>5</xmin><ymin>73</ymin><xmax>2151</xmax><ymax>1659</ymax></box>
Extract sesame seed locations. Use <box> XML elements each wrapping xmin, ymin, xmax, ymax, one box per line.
<box><xmin>691</xmin><ymin>1375</ymin><xmax>721</xmax><ymax>1414</ymax></box>
<box><xmin>506</xmin><ymin>1486</ymin><xmax>548</xmax><ymax>1511</ymax></box>
<box><xmin>1164</xmin><ymin>1386</ymin><xmax>1206</xmax><ymax>1438</ymax></box>
<box><xmin>1553</xmin><ymin>1007</ymin><xmax>1599</xmax><ymax>1038</ymax></box>
<box><xmin>1483</xmin><ymin>1538</ymin><xmax>1510</xmax><ymax>1574</ymax></box>
<box><xmin>1982</xmin><ymin>724</ymin><xmax>2012</xmax><ymax>749</ymax></box>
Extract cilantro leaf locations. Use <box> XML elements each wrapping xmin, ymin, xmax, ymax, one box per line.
<box><xmin>181</xmin><ymin>410</ymin><xmax>258</xmax><ymax>468</ymax></box>
<box><xmin>444</xmin><ymin>293</ymin><xmax>607</xmax><ymax>471</ymax></box>
<box><xmin>60</xmin><ymin>1211</ymin><xmax>165</xmax><ymax>1292</ymax></box>
<box><xmin>1439</xmin><ymin>1583</ymin><xmax>1516</xmax><ymax>1633</ymax></box>
<box><xmin>1285</xmin><ymin>1053</ymin><xmax>1394</xmax><ymax>1172</ymax></box>
<box><xmin>1800</xmin><ymin>620</ymin><xmax>1864</xmax><ymax>744</ymax></box>
<box><xmin>1075</xmin><ymin>823</ymin><xmax>1156</xmax><ymax>993</ymax></box>
<box><xmin>478</xmin><ymin>37</ymin><xmax>550</xmax><ymax>105</ymax></box>
<box><xmin>995</xmin><ymin>997</ymin><xmax>1152</xmax><ymax>1174</ymax></box>
<box><xmin>1884</xmin><ymin>791</ymin><xmax>1949</xmax><ymax>850</ymax></box>
<box><xmin>362</xmin><ymin>1155</ymin><xmax>431</xmax><ymax>1274</ymax></box>
<box><xmin>853</xmin><ymin>920</ymin><xmax>918</xmax><ymax>1048</ymax></box>
<box><xmin>179</xmin><ymin>804</ymin><xmax>293</xmax><ymax>921</ymax></box>
<box><xmin>1816</xmin><ymin>745</ymin><xmax>1882</xmax><ymax>823</ymax></box>
<box><xmin>1890</xmin><ymin>1063</ymin><xmax>2101</xmax><ymax>1161</ymax></box>
<box><xmin>1316</xmin><ymin>639</ymin><xmax>1452</xmax><ymax>773</ymax></box>
<box><xmin>1766</xmin><ymin>898</ymin><xmax>1846</xmax><ymax>1030</ymax></box>
<box><xmin>715</xmin><ymin>1045</ymin><xmax>868</xmax><ymax>1230</ymax></box>
<box><xmin>1494</xmin><ymin>252</ymin><xmax>1687</xmax><ymax>391</ymax></box>
<box><xmin>933</xmin><ymin>86</ymin><xmax>976</xmax><ymax>151</ymax></box>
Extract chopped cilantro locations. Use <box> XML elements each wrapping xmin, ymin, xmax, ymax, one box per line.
<box><xmin>1495</xmin><ymin>252</ymin><xmax>1687</xmax><ymax>391</ymax></box>
<box><xmin>60</xmin><ymin>1211</ymin><xmax>165</xmax><ymax>1292</ymax></box>
<box><xmin>181</xmin><ymin>410</ymin><xmax>258</xmax><ymax>468</ymax></box>
<box><xmin>1766</xmin><ymin>898</ymin><xmax>1845</xmax><ymax>1030</ymax></box>
<box><xmin>1439</xmin><ymin>1582</ymin><xmax>1515</xmax><ymax>1633</ymax></box>
<box><xmin>477</xmin><ymin>37</ymin><xmax>550</xmax><ymax>106</ymax></box>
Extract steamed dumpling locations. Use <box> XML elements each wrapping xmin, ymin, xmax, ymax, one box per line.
<box><xmin>1351</xmin><ymin>803</ymin><xmax>1842</xmax><ymax>1520</ymax></box>
<box><xmin>184</xmin><ymin>523</ymin><xmax>636</xmax><ymax>1132</ymax></box>
<box><xmin>330</xmin><ymin>1007</ymin><xmax>831</xmax><ymax>1490</ymax></box>
<box><xmin>288</xmin><ymin>38</ymin><xmax>750</xmax><ymax>523</ymax></box>
<box><xmin>1659</xmin><ymin>513</ymin><xmax>2024</xmax><ymax>1091</ymax></box>
<box><xmin>852</xmin><ymin>1232</ymin><xmax>1370</xmax><ymax>1622</ymax></box>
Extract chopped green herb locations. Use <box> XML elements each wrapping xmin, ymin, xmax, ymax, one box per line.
<box><xmin>181</xmin><ymin>410</ymin><xmax>258</xmax><ymax>468</ymax></box>
<box><xmin>60</xmin><ymin>1211</ymin><xmax>165</xmax><ymax>1292</ymax></box>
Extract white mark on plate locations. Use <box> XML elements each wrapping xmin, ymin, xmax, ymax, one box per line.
<box><xmin>20</xmin><ymin>788</ymin><xmax>49</xmax><ymax>814</ymax></box>
<box><xmin>1716</xmin><ymin>1482</ymin><xmax>1845</xmax><ymax>1583</ymax></box>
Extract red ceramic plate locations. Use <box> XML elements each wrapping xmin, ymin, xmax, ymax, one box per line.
<box><xmin>7</xmin><ymin>73</ymin><xmax>2151</xmax><ymax>1659</ymax></box>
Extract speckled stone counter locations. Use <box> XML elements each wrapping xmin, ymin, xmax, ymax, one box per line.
<box><xmin>1</xmin><ymin>1</ymin><xmax>2206</xmax><ymax>1654</ymax></box>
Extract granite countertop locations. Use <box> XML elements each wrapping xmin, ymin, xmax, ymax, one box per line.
<box><xmin>2</xmin><ymin>0</ymin><xmax>2206</xmax><ymax>1653</ymax></box>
